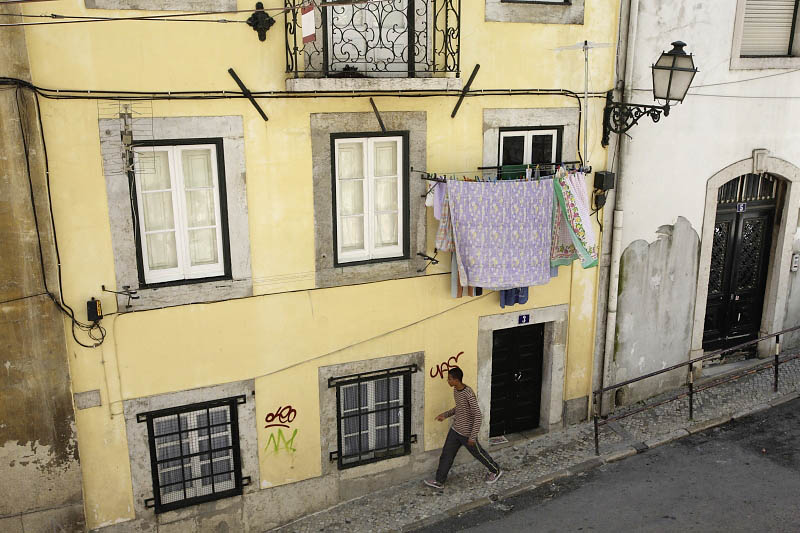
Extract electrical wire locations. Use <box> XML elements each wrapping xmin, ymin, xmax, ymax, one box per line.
<box><xmin>14</xmin><ymin>85</ymin><xmax>106</xmax><ymax>347</ymax></box>
<box><xmin>0</xmin><ymin>0</ymin><xmax>396</xmax><ymax>26</ymax></box>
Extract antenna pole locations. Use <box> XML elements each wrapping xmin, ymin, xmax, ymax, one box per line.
<box><xmin>584</xmin><ymin>40</ymin><xmax>589</xmax><ymax>168</ymax></box>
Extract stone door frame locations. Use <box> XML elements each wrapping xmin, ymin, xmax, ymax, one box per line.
<box><xmin>691</xmin><ymin>153</ymin><xmax>800</xmax><ymax>359</ymax></box>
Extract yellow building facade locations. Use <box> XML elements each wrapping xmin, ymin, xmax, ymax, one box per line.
<box><xmin>4</xmin><ymin>0</ymin><xmax>619</xmax><ymax>530</ymax></box>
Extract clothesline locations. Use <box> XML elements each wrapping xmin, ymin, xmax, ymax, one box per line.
<box><xmin>412</xmin><ymin>162</ymin><xmax>589</xmax><ymax>183</ymax></box>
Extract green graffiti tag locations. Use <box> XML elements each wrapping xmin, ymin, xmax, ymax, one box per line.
<box><xmin>265</xmin><ymin>428</ymin><xmax>298</xmax><ymax>453</ymax></box>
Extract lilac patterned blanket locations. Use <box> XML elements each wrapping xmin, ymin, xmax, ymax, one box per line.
<box><xmin>447</xmin><ymin>179</ymin><xmax>553</xmax><ymax>290</ymax></box>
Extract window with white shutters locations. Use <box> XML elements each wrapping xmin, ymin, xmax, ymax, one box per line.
<box><xmin>332</xmin><ymin>133</ymin><xmax>408</xmax><ymax>265</ymax></box>
<box><xmin>740</xmin><ymin>0</ymin><xmax>800</xmax><ymax>56</ymax></box>
<box><xmin>132</xmin><ymin>140</ymin><xmax>230</xmax><ymax>285</ymax></box>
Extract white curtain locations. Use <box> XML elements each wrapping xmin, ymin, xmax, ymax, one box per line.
<box><xmin>182</xmin><ymin>149</ymin><xmax>218</xmax><ymax>266</ymax></box>
<box><xmin>338</xmin><ymin>142</ymin><xmax>366</xmax><ymax>252</ymax></box>
<box><xmin>139</xmin><ymin>150</ymin><xmax>178</xmax><ymax>270</ymax></box>
<box><xmin>373</xmin><ymin>141</ymin><xmax>399</xmax><ymax>247</ymax></box>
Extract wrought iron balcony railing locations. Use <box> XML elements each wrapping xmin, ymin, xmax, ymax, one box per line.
<box><xmin>285</xmin><ymin>0</ymin><xmax>460</xmax><ymax>79</ymax></box>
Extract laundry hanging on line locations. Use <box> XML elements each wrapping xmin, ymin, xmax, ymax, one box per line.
<box><xmin>447</xmin><ymin>178</ymin><xmax>554</xmax><ymax>290</ymax></box>
<box><xmin>550</xmin><ymin>168</ymin><xmax>598</xmax><ymax>269</ymax></box>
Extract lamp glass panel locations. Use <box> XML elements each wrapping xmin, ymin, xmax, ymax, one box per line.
<box><xmin>668</xmin><ymin>55</ymin><xmax>696</xmax><ymax>101</ymax></box>
<box><xmin>651</xmin><ymin>53</ymin><xmax>674</xmax><ymax>101</ymax></box>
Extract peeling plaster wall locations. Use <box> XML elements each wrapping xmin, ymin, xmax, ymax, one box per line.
<box><xmin>0</xmin><ymin>3</ymin><xmax>83</xmax><ymax>527</ymax></box>
<box><xmin>613</xmin><ymin>217</ymin><xmax>699</xmax><ymax>404</ymax></box>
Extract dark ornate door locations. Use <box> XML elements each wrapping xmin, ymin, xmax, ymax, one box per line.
<box><xmin>489</xmin><ymin>323</ymin><xmax>544</xmax><ymax>437</ymax></box>
<box><xmin>703</xmin><ymin>174</ymin><xmax>778</xmax><ymax>350</ymax></box>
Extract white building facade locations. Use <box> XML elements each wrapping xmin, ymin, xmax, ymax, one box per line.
<box><xmin>596</xmin><ymin>0</ymin><xmax>800</xmax><ymax>405</ymax></box>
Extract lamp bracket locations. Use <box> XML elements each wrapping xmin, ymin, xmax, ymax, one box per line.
<box><xmin>601</xmin><ymin>90</ymin><xmax>670</xmax><ymax>147</ymax></box>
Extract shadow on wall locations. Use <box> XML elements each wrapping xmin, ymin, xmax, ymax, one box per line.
<box><xmin>613</xmin><ymin>216</ymin><xmax>700</xmax><ymax>406</ymax></box>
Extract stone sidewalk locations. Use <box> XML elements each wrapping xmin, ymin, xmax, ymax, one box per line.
<box><xmin>271</xmin><ymin>355</ymin><xmax>800</xmax><ymax>533</ymax></box>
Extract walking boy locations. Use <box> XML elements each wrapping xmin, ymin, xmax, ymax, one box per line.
<box><xmin>424</xmin><ymin>367</ymin><xmax>502</xmax><ymax>489</ymax></box>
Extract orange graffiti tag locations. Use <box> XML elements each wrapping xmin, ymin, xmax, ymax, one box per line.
<box><xmin>429</xmin><ymin>351</ymin><xmax>464</xmax><ymax>379</ymax></box>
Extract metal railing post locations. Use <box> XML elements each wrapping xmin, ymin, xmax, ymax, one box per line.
<box><xmin>774</xmin><ymin>334</ymin><xmax>781</xmax><ymax>392</ymax></box>
<box><xmin>688</xmin><ymin>363</ymin><xmax>694</xmax><ymax>421</ymax></box>
<box><xmin>593</xmin><ymin>412</ymin><xmax>600</xmax><ymax>456</ymax></box>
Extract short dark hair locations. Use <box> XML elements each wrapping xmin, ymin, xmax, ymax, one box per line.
<box><xmin>447</xmin><ymin>366</ymin><xmax>463</xmax><ymax>381</ymax></box>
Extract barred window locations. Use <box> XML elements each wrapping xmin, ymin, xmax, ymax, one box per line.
<box><xmin>138</xmin><ymin>396</ymin><xmax>246</xmax><ymax>513</ymax></box>
<box><xmin>332</xmin><ymin>366</ymin><xmax>412</xmax><ymax>469</ymax></box>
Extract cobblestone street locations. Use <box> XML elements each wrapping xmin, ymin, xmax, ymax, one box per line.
<box><xmin>272</xmin><ymin>354</ymin><xmax>800</xmax><ymax>533</ymax></box>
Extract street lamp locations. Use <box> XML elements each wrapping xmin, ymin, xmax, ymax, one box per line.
<box><xmin>602</xmin><ymin>41</ymin><xmax>698</xmax><ymax>146</ymax></box>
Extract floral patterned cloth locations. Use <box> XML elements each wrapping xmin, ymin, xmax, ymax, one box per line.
<box><xmin>447</xmin><ymin>179</ymin><xmax>553</xmax><ymax>290</ymax></box>
<box><xmin>434</xmin><ymin>187</ymin><xmax>455</xmax><ymax>252</ymax></box>
<box><xmin>550</xmin><ymin>170</ymin><xmax>598</xmax><ymax>269</ymax></box>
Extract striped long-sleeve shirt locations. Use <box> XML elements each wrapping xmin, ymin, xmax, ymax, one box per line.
<box><xmin>440</xmin><ymin>385</ymin><xmax>482</xmax><ymax>441</ymax></box>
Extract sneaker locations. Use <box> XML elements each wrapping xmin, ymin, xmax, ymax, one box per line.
<box><xmin>485</xmin><ymin>470</ymin><xmax>503</xmax><ymax>484</ymax></box>
<box><xmin>424</xmin><ymin>479</ymin><xmax>444</xmax><ymax>490</ymax></box>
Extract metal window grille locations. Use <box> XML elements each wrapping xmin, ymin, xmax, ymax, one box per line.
<box><xmin>331</xmin><ymin>366</ymin><xmax>413</xmax><ymax>469</ymax></box>
<box><xmin>138</xmin><ymin>395</ymin><xmax>246</xmax><ymax>513</ymax></box>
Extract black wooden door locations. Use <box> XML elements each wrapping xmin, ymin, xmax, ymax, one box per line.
<box><xmin>703</xmin><ymin>205</ymin><xmax>774</xmax><ymax>350</ymax></box>
<box><xmin>489</xmin><ymin>323</ymin><xmax>544</xmax><ymax>437</ymax></box>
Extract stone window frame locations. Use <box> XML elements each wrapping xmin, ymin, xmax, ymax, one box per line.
<box><xmin>311</xmin><ymin>112</ymin><xmax>426</xmax><ymax>288</ymax></box>
<box><xmin>318</xmin><ymin>352</ymin><xmax>424</xmax><ymax>477</ymax></box>
<box><xmin>101</xmin><ymin>116</ymin><xmax>252</xmax><ymax>312</ymax></box>
<box><xmin>485</xmin><ymin>0</ymin><xmax>584</xmax><ymax>25</ymax></box>
<box><xmin>122</xmin><ymin>380</ymin><xmax>258</xmax><ymax>523</ymax></box>
<box><xmin>331</xmin><ymin>132</ymin><xmax>410</xmax><ymax>266</ymax></box>
<box><xmin>84</xmin><ymin>0</ymin><xmax>236</xmax><ymax>11</ymax></box>
<box><xmin>730</xmin><ymin>0</ymin><xmax>800</xmax><ymax>69</ymax></box>
<box><xmin>483</xmin><ymin>107</ymin><xmax>579</xmax><ymax>171</ymax></box>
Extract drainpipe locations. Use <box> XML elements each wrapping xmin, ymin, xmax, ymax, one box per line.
<box><xmin>595</xmin><ymin>0</ymin><xmax>639</xmax><ymax>414</ymax></box>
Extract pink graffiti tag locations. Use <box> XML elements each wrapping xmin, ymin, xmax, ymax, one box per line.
<box><xmin>429</xmin><ymin>351</ymin><xmax>464</xmax><ymax>379</ymax></box>
<box><xmin>264</xmin><ymin>405</ymin><xmax>297</xmax><ymax>429</ymax></box>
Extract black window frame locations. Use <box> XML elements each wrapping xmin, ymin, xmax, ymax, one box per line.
<box><xmin>137</xmin><ymin>395</ymin><xmax>247</xmax><ymax>514</ymax></box>
<box><xmin>497</xmin><ymin>125</ymin><xmax>564</xmax><ymax>168</ymax></box>
<box><xmin>329</xmin><ymin>131</ymin><xmax>411</xmax><ymax>268</ymax></box>
<box><xmin>329</xmin><ymin>365</ymin><xmax>414</xmax><ymax>469</ymax></box>
<box><xmin>128</xmin><ymin>137</ymin><xmax>233</xmax><ymax>289</ymax></box>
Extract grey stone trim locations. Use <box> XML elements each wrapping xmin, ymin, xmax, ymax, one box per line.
<box><xmin>483</xmin><ymin>107</ymin><xmax>580</xmax><ymax>169</ymax></box>
<box><xmin>85</xmin><ymin>0</ymin><xmax>235</xmax><ymax>11</ymax></box>
<box><xmin>310</xmin><ymin>112</ymin><xmax>427</xmax><ymax>288</ymax></box>
<box><xmin>286</xmin><ymin>77</ymin><xmax>462</xmax><ymax>92</ymax></box>
<box><xmin>100</xmin><ymin>115</ymin><xmax>252</xmax><ymax>311</ymax></box>
<box><xmin>74</xmin><ymin>389</ymin><xmax>102</xmax><ymax>410</ymax></box>
<box><xmin>477</xmin><ymin>304</ymin><xmax>569</xmax><ymax>436</ymax></box>
<box><xmin>318</xmin><ymin>352</ymin><xmax>425</xmax><ymax>477</ymax></box>
<box><xmin>485</xmin><ymin>0</ymin><xmax>584</xmax><ymax>25</ymax></box>
<box><xmin>122</xmin><ymin>379</ymin><xmax>258</xmax><ymax>524</ymax></box>
<box><xmin>563</xmin><ymin>395</ymin><xmax>588</xmax><ymax>425</ymax></box>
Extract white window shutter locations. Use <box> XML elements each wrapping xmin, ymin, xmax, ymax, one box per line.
<box><xmin>741</xmin><ymin>0</ymin><xmax>797</xmax><ymax>56</ymax></box>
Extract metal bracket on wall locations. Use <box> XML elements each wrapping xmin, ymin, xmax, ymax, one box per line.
<box><xmin>228</xmin><ymin>68</ymin><xmax>268</xmax><ymax>122</ymax></box>
<box><xmin>144</xmin><ymin>498</ymin><xmax>155</xmax><ymax>509</ymax></box>
<box><xmin>451</xmin><ymin>64</ymin><xmax>480</xmax><ymax>119</ymax></box>
<box><xmin>416</xmin><ymin>252</ymin><xmax>439</xmax><ymax>272</ymax></box>
<box><xmin>102</xmin><ymin>284</ymin><xmax>139</xmax><ymax>309</ymax></box>
<box><xmin>369</xmin><ymin>98</ymin><xmax>387</xmax><ymax>133</ymax></box>
<box><xmin>246</xmin><ymin>2</ymin><xmax>276</xmax><ymax>41</ymax></box>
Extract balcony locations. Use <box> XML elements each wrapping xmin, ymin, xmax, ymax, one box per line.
<box><xmin>284</xmin><ymin>0</ymin><xmax>461</xmax><ymax>91</ymax></box>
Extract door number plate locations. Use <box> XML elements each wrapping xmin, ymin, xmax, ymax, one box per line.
<box><xmin>518</xmin><ymin>314</ymin><xmax>530</xmax><ymax>324</ymax></box>
<box><xmin>736</xmin><ymin>202</ymin><xmax>747</xmax><ymax>213</ymax></box>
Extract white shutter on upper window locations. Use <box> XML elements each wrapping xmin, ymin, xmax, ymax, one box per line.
<box><xmin>741</xmin><ymin>0</ymin><xmax>798</xmax><ymax>56</ymax></box>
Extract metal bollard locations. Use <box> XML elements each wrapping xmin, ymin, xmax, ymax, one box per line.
<box><xmin>688</xmin><ymin>363</ymin><xmax>694</xmax><ymax>421</ymax></box>
<box><xmin>593</xmin><ymin>414</ymin><xmax>600</xmax><ymax>456</ymax></box>
<box><xmin>774</xmin><ymin>334</ymin><xmax>781</xmax><ymax>392</ymax></box>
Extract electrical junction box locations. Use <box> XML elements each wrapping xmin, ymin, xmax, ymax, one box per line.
<box><xmin>594</xmin><ymin>171</ymin><xmax>616</xmax><ymax>191</ymax></box>
<box><xmin>87</xmin><ymin>298</ymin><xmax>103</xmax><ymax>322</ymax></box>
